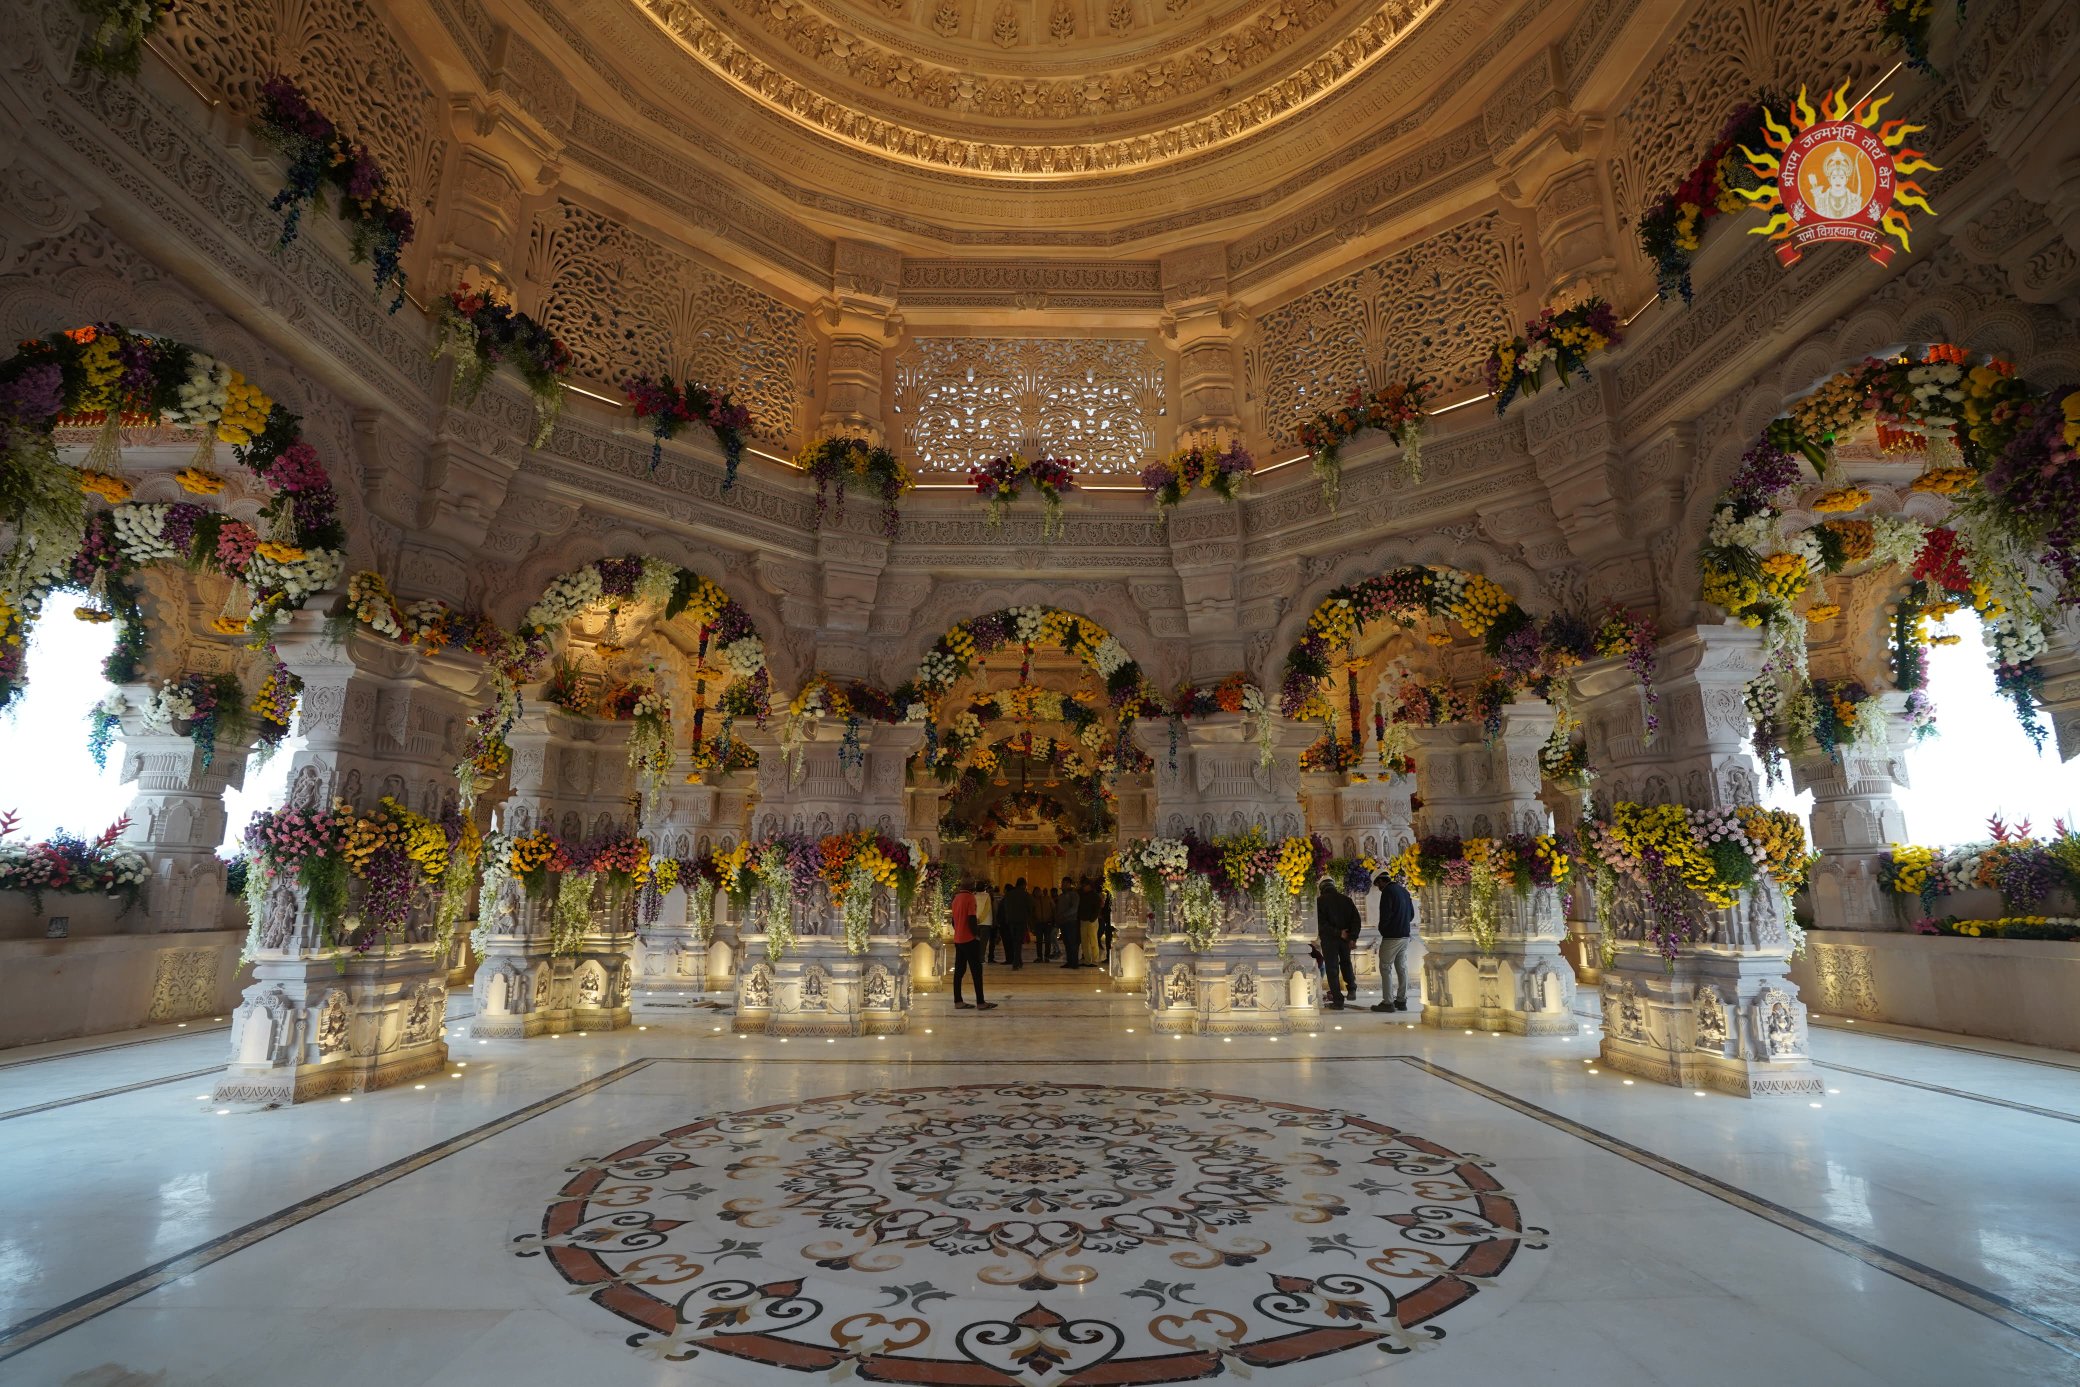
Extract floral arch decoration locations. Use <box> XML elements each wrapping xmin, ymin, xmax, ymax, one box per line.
<box><xmin>1278</xmin><ymin>564</ymin><xmax>1658</xmax><ymax>772</ymax></box>
<box><xmin>0</xmin><ymin>323</ymin><xmax>348</xmax><ymax>724</ymax></box>
<box><xmin>1696</xmin><ymin>342</ymin><xmax>2080</xmax><ymax>761</ymax></box>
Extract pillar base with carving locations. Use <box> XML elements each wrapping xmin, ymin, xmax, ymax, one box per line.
<box><xmin>909</xmin><ymin>927</ymin><xmax>947</xmax><ymax>992</ymax></box>
<box><xmin>1145</xmin><ymin>937</ymin><xmax>1314</xmax><ymax>1035</ymax></box>
<box><xmin>632</xmin><ymin>919</ymin><xmax>713</xmax><ymax>1007</ymax></box>
<box><xmin>1417</xmin><ymin>885</ymin><xmax>1576</xmax><ymax>1034</ymax></box>
<box><xmin>733</xmin><ymin>935</ymin><xmax>910</xmax><ymax>1036</ymax></box>
<box><xmin>1599</xmin><ymin>946</ymin><xmax>1825</xmax><ymax>1097</ymax></box>
<box><xmin>215</xmin><ymin>942</ymin><xmax>448</xmax><ymax>1104</ymax></box>
<box><xmin>1108</xmin><ymin>897</ymin><xmax>1152</xmax><ymax>993</ymax></box>
<box><xmin>571</xmin><ymin>926</ymin><xmax>635</xmax><ymax>1030</ymax></box>
<box><xmin>470</xmin><ymin>933</ymin><xmax>566</xmax><ymax>1038</ymax></box>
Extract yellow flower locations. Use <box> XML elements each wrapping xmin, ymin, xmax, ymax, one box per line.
<box><xmin>1909</xmin><ymin>467</ymin><xmax>1976</xmax><ymax>496</ymax></box>
<box><xmin>1804</xmin><ymin>603</ymin><xmax>1841</xmax><ymax>622</ymax></box>
<box><xmin>210</xmin><ymin>615</ymin><xmax>250</xmax><ymax>635</ymax></box>
<box><xmin>175</xmin><ymin>468</ymin><xmax>226</xmax><ymax>495</ymax></box>
<box><xmin>255</xmin><ymin>541</ymin><xmax>306</xmax><ymax>563</ymax></box>
<box><xmin>1810</xmin><ymin>487</ymin><xmax>1871</xmax><ymax>514</ymax></box>
<box><xmin>1758</xmin><ymin>551</ymin><xmax>1809</xmax><ymax>603</ymax></box>
<box><xmin>78</xmin><ymin>470</ymin><xmax>132</xmax><ymax>503</ymax></box>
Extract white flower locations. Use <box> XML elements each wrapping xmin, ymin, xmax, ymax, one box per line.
<box><xmin>524</xmin><ymin>566</ymin><xmax>604</xmax><ymax>630</ymax></box>
<box><xmin>1708</xmin><ymin>505</ymin><xmax>1778</xmax><ymax>554</ymax></box>
<box><xmin>111</xmin><ymin>505</ymin><xmax>180</xmax><ymax>563</ymax></box>
<box><xmin>1089</xmin><ymin>637</ymin><xmax>1128</xmax><ymax>677</ymax></box>
<box><xmin>902</xmin><ymin>700</ymin><xmax>931</xmax><ymax>724</ymax></box>
<box><xmin>1008</xmin><ymin>605</ymin><xmax>1045</xmax><ymax>643</ymax></box>
<box><xmin>167</xmin><ymin>356</ymin><xmax>230</xmax><ymax>428</ymax></box>
<box><xmin>635</xmin><ymin>559</ymin><xmax>678</xmax><ymax>610</ymax></box>
<box><xmin>143</xmin><ymin>683</ymin><xmax>197</xmax><ymax>731</ymax></box>
<box><xmin>918</xmin><ymin>649</ymin><xmax>960</xmax><ymax>689</ymax></box>
<box><xmin>721</xmin><ymin>636</ymin><xmax>765</xmax><ymax>678</ymax></box>
<box><xmin>245</xmin><ymin>547</ymin><xmax>344</xmax><ymax>603</ymax></box>
<box><xmin>1781</xmin><ymin>529</ymin><xmax>1826</xmax><ymax>570</ymax></box>
<box><xmin>1867</xmin><ymin>516</ymin><xmax>1928</xmax><ymax>571</ymax></box>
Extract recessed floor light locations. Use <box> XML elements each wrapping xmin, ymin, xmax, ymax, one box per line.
<box><xmin>456</xmin><ymin>1062</ymin><xmax>467</xmax><ymax>1068</ymax></box>
<box><xmin>1810</xmin><ymin>1102</ymin><xmax>1823</xmax><ymax>1108</ymax></box>
<box><xmin>215</xmin><ymin>1108</ymin><xmax>229</xmax><ymax>1115</ymax></box>
<box><xmin>450</xmin><ymin>1074</ymin><xmax>461</xmax><ymax>1080</ymax></box>
<box><xmin>194</xmin><ymin>1094</ymin><xmax>209</xmax><ymax>1100</ymax></box>
<box><xmin>1693</xmin><ymin>1091</ymin><xmax>1706</xmax><ymax>1097</ymax></box>
<box><xmin>339</xmin><ymin>1096</ymin><xmax>352</xmax><ymax>1103</ymax></box>
<box><xmin>1828</xmin><ymin>1088</ymin><xmax>1841</xmax><ymax>1095</ymax></box>
<box><xmin>415</xmin><ymin>1084</ymin><xmax>426</xmax><ymax>1090</ymax></box>
<box><xmin>1126</xmin><ymin>1028</ymin><xmax>1135</xmax><ymax>1034</ymax></box>
<box><xmin>1588</xmin><ymin>1068</ymin><xmax>1599</xmax><ymax>1074</ymax></box>
<box><xmin>1622</xmin><ymin>1079</ymin><xmax>1634</xmax><ymax>1086</ymax></box>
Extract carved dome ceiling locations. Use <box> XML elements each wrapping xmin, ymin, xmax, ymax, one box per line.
<box><xmin>516</xmin><ymin>0</ymin><xmax>1577</xmax><ymax>252</ymax></box>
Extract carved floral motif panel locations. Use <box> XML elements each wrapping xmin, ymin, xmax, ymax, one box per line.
<box><xmin>525</xmin><ymin>201</ymin><xmax>810</xmax><ymax>444</ymax></box>
<box><xmin>153</xmin><ymin>0</ymin><xmax>447</xmax><ymax>223</ymax></box>
<box><xmin>892</xmin><ymin>336</ymin><xmax>1166</xmax><ymax>475</ymax></box>
<box><xmin>1244</xmin><ymin>212</ymin><xmax>1525</xmax><ymax>446</ymax></box>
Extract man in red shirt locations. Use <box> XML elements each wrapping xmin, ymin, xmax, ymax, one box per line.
<box><xmin>949</xmin><ymin>880</ymin><xmax>996</xmax><ymax>1011</ymax></box>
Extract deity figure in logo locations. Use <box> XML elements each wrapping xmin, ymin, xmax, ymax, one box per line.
<box><xmin>1805</xmin><ymin>144</ymin><xmax>1865</xmax><ymax>221</ymax></box>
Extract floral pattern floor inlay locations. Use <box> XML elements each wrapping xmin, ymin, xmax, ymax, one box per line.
<box><xmin>519</xmin><ymin>1082</ymin><xmax>1550</xmax><ymax>1383</ymax></box>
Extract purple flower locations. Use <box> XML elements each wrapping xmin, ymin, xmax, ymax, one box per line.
<box><xmin>161</xmin><ymin>503</ymin><xmax>206</xmax><ymax>555</ymax></box>
<box><xmin>596</xmin><ymin>556</ymin><xmax>644</xmax><ymax>598</ymax></box>
<box><xmin>1727</xmin><ymin>439</ymin><xmax>1802</xmax><ymax>512</ymax></box>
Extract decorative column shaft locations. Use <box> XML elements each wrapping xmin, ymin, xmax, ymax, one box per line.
<box><xmin>1790</xmin><ymin>692</ymin><xmax>1914</xmax><ymax>933</ymax></box>
<box><xmin>1577</xmin><ymin>627</ymin><xmax>1824</xmax><ymax>1097</ymax></box>
<box><xmin>113</xmin><ymin>706</ymin><xmax>251</xmax><ymax>933</ymax></box>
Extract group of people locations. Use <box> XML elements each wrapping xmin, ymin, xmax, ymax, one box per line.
<box><xmin>945</xmin><ymin>869</ymin><xmax>1419</xmax><ymax>1016</ymax></box>
<box><xmin>947</xmin><ymin>876</ymin><xmax>1114</xmax><ymax>1010</ymax></box>
<box><xmin>1313</xmin><ymin>871</ymin><xmax>1417</xmax><ymax>1013</ymax></box>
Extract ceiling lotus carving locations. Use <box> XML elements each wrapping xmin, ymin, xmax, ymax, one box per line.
<box><xmin>632</xmin><ymin>0</ymin><xmax>1453</xmax><ymax>174</ymax></box>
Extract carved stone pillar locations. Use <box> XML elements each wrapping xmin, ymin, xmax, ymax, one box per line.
<box><xmin>1332</xmin><ymin>768</ymin><xmax>1422</xmax><ymax>991</ymax></box>
<box><xmin>1487</xmin><ymin>48</ymin><xmax>1622</xmax><ymax>307</ymax></box>
<box><xmin>1791</xmin><ymin>693</ymin><xmax>1914</xmax><ymax>934</ymax></box>
<box><xmin>1160</xmin><ymin>244</ymin><xmax>1242</xmax><ymax>446</ymax></box>
<box><xmin>1165</xmin><ymin>508</ymin><xmax>1248</xmax><ymax>681</ymax></box>
<box><xmin>1409</xmin><ymin>701</ymin><xmax>1574</xmax><ymax>1034</ymax></box>
<box><xmin>435</xmin><ymin>29</ymin><xmax>569</xmax><ymax>294</ymax></box>
<box><xmin>113</xmin><ymin>700</ymin><xmax>251</xmax><ymax>933</ymax></box>
<box><xmin>215</xmin><ymin>611</ymin><xmax>481</xmax><ymax>1104</ymax></box>
<box><xmin>633</xmin><ymin>777</ymin><xmax>722</xmax><ymax>1007</ymax></box>
<box><xmin>818</xmin><ymin>239</ymin><xmax>903</xmax><ymax>442</ymax></box>
<box><xmin>1577</xmin><ymin>628</ymin><xmax>1824</xmax><ymax>1097</ymax></box>
<box><xmin>1953</xmin><ymin>0</ymin><xmax>2080</xmax><ymax>285</ymax></box>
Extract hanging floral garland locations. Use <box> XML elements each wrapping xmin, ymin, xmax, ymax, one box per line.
<box><xmin>623</xmin><ymin>374</ymin><xmax>752</xmax><ymax>484</ymax></box>
<box><xmin>1636</xmin><ymin>99</ymin><xmax>1775</xmax><ymax>307</ymax></box>
<box><xmin>1698</xmin><ymin>344</ymin><xmax>2080</xmax><ymax>751</ymax></box>
<box><xmin>241</xmin><ymin>795</ymin><xmax>451</xmax><ymax>954</ymax></box>
<box><xmin>253</xmin><ymin>76</ymin><xmax>416</xmax><ymax>311</ymax></box>
<box><xmin>1139</xmin><ymin>440</ymin><xmax>1253</xmax><ymax>518</ymax></box>
<box><xmin>781</xmin><ymin>674</ymin><xmax>917</xmax><ymax>778</ymax></box>
<box><xmin>967</xmin><ymin>454</ymin><xmax>1077</xmax><ymax>537</ymax></box>
<box><xmin>1575</xmin><ymin>802</ymin><xmax>1812</xmax><ymax>961</ymax></box>
<box><xmin>793</xmin><ymin>435</ymin><xmax>915</xmax><ymax>538</ymax></box>
<box><xmin>1484</xmin><ymin>299</ymin><xmax>1624</xmax><ymax>413</ymax></box>
<box><xmin>1295</xmin><ymin>379</ymin><xmax>1429</xmax><ymax>509</ymax></box>
<box><xmin>432</xmin><ymin>284</ymin><xmax>573</xmax><ymax>447</ymax></box>
<box><xmin>914</xmin><ymin>605</ymin><xmax>1148</xmax><ymax>710</ymax></box>
<box><xmin>0</xmin><ymin>325</ymin><xmax>347</xmax><ymax>712</ymax></box>
<box><xmin>0</xmin><ymin>810</ymin><xmax>149</xmax><ymax>910</ymax></box>
<box><xmin>67</xmin><ymin>0</ymin><xmax>173</xmax><ymax>74</ymax></box>
<box><xmin>1168</xmin><ymin>673</ymin><xmax>1277</xmax><ymax>769</ymax></box>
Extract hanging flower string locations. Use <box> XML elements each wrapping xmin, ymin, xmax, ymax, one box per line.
<box><xmin>1637</xmin><ymin>99</ymin><xmax>1774</xmax><ymax>306</ymax></box>
<box><xmin>622</xmin><ymin>373</ymin><xmax>752</xmax><ymax>484</ymax></box>
<box><xmin>1485</xmin><ymin>299</ymin><xmax>1623</xmax><ymax>413</ymax></box>
<box><xmin>1140</xmin><ymin>440</ymin><xmax>1253</xmax><ymax>518</ymax></box>
<box><xmin>968</xmin><ymin>454</ymin><xmax>1077</xmax><ymax>537</ymax></box>
<box><xmin>432</xmin><ymin>284</ymin><xmax>573</xmax><ymax>446</ymax></box>
<box><xmin>253</xmin><ymin>76</ymin><xmax>416</xmax><ymax>312</ymax></box>
<box><xmin>1296</xmin><ymin>378</ymin><xmax>1429</xmax><ymax>509</ymax></box>
<box><xmin>794</xmin><ymin>435</ymin><xmax>915</xmax><ymax>538</ymax></box>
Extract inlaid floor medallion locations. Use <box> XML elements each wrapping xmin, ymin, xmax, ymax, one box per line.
<box><xmin>519</xmin><ymin>1082</ymin><xmax>1550</xmax><ymax>1383</ymax></box>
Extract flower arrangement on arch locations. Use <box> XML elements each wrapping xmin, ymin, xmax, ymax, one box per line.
<box><xmin>622</xmin><ymin>373</ymin><xmax>753</xmax><ymax>484</ymax></box>
<box><xmin>794</xmin><ymin>435</ymin><xmax>915</xmax><ymax>538</ymax></box>
<box><xmin>1139</xmin><ymin>440</ymin><xmax>1253</xmax><ymax>517</ymax></box>
<box><xmin>432</xmin><ymin>283</ymin><xmax>572</xmax><ymax>446</ymax></box>
<box><xmin>1485</xmin><ymin>299</ymin><xmax>1623</xmax><ymax>413</ymax></box>
<box><xmin>1636</xmin><ymin>99</ymin><xmax>1774</xmax><ymax>306</ymax></box>
<box><xmin>968</xmin><ymin>454</ymin><xmax>1077</xmax><ymax>537</ymax></box>
<box><xmin>253</xmin><ymin>76</ymin><xmax>416</xmax><ymax>311</ymax></box>
<box><xmin>1295</xmin><ymin>378</ymin><xmax>1429</xmax><ymax>508</ymax></box>
<box><xmin>68</xmin><ymin>0</ymin><xmax>174</xmax><ymax>74</ymax></box>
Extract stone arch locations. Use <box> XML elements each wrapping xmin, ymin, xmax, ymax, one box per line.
<box><xmin>881</xmin><ymin>581</ymin><xmax>1177</xmax><ymax>693</ymax></box>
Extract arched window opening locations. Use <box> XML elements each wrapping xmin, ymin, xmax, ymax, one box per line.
<box><xmin>0</xmin><ymin>615</ymin><xmax>129</xmax><ymax>840</ymax></box>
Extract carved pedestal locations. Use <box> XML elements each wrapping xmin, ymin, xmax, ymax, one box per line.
<box><xmin>632</xmin><ymin>917</ymin><xmax>711</xmax><ymax>1006</ymax></box>
<box><xmin>1600</xmin><ymin>944</ymin><xmax>1826</xmax><ymax>1098</ymax></box>
<box><xmin>215</xmin><ymin>939</ymin><xmax>448</xmax><ymax>1103</ymax></box>
<box><xmin>1417</xmin><ymin>884</ymin><xmax>1576</xmax><ymax>1035</ymax></box>
<box><xmin>1108</xmin><ymin>896</ymin><xmax>1151</xmax><ymax>993</ymax></box>
<box><xmin>471</xmin><ymin>932</ymin><xmax>562</xmax><ymax>1038</ymax></box>
<box><xmin>1145</xmin><ymin>936</ymin><xmax>1314</xmax><ymax>1035</ymax></box>
<box><xmin>734</xmin><ymin>934</ymin><xmax>910</xmax><ymax>1036</ymax></box>
<box><xmin>909</xmin><ymin>926</ymin><xmax>947</xmax><ymax>992</ymax></box>
<box><xmin>571</xmin><ymin>924</ymin><xmax>635</xmax><ymax>1030</ymax></box>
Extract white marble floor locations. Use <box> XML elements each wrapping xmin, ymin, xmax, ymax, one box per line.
<box><xmin>1</xmin><ymin>968</ymin><xmax>2076</xmax><ymax>1387</ymax></box>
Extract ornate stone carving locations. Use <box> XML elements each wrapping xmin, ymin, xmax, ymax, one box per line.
<box><xmin>894</xmin><ymin>336</ymin><xmax>1165</xmax><ymax>475</ymax></box>
<box><xmin>1244</xmin><ymin>214</ymin><xmax>1526</xmax><ymax>445</ymax></box>
<box><xmin>526</xmin><ymin>201</ymin><xmax>809</xmax><ymax>442</ymax></box>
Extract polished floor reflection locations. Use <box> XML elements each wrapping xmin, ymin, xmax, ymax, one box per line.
<box><xmin>1</xmin><ymin>968</ymin><xmax>2077</xmax><ymax>1386</ymax></box>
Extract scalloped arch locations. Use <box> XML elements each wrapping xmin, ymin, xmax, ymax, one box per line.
<box><xmin>882</xmin><ymin>580</ymin><xmax>1176</xmax><ymax>691</ymax></box>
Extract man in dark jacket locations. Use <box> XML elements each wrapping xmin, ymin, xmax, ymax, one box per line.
<box><xmin>1315</xmin><ymin>879</ymin><xmax>1361</xmax><ymax>1009</ymax></box>
<box><xmin>999</xmin><ymin>878</ymin><xmax>1034</xmax><ymax>970</ymax></box>
<box><xmin>1054</xmin><ymin>881</ymin><xmax>1082</xmax><ymax>967</ymax></box>
<box><xmin>1369</xmin><ymin>872</ymin><xmax>1416</xmax><ymax>1013</ymax></box>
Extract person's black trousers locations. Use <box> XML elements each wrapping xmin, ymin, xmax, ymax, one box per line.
<box><xmin>952</xmin><ymin>939</ymin><xmax>986</xmax><ymax>1004</ymax></box>
<box><xmin>1322</xmin><ymin>939</ymin><xmax>1355</xmax><ymax>1004</ymax></box>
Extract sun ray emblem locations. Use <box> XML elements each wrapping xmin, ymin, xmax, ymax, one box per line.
<box><xmin>1737</xmin><ymin>79</ymin><xmax>1939</xmax><ymax>268</ymax></box>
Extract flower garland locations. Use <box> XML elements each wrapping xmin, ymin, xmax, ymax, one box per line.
<box><xmin>793</xmin><ymin>435</ymin><xmax>915</xmax><ymax>538</ymax></box>
<box><xmin>250</xmin><ymin>660</ymin><xmax>300</xmax><ymax>765</ymax></box>
<box><xmin>1</xmin><ymin>325</ymin><xmax>347</xmax><ymax>712</ymax></box>
<box><xmin>134</xmin><ymin>672</ymin><xmax>247</xmax><ymax>770</ymax></box>
<box><xmin>628</xmin><ymin>690</ymin><xmax>672</xmax><ymax>825</ymax></box>
<box><xmin>622</xmin><ymin>373</ymin><xmax>752</xmax><ymax>484</ymax></box>
<box><xmin>1484</xmin><ymin>299</ymin><xmax>1623</xmax><ymax>413</ymax></box>
<box><xmin>241</xmin><ymin>795</ymin><xmax>449</xmax><ymax>953</ymax></box>
<box><xmin>914</xmin><ymin>605</ymin><xmax>1148</xmax><ymax>711</ymax></box>
<box><xmin>1917</xmin><ymin>915</ymin><xmax>2080</xmax><ymax>943</ymax></box>
<box><xmin>1882</xmin><ymin>816</ymin><xmax>2080</xmax><ymax>920</ymax></box>
<box><xmin>1139</xmin><ymin>441</ymin><xmax>1253</xmax><ymax>518</ymax></box>
<box><xmin>0</xmin><ymin>809</ymin><xmax>148</xmax><ymax>911</ymax></box>
<box><xmin>1296</xmin><ymin>378</ymin><xmax>1428</xmax><ymax>508</ymax></box>
<box><xmin>782</xmin><ymin>674</ymin><xmax>912</xmax><ymax>777</ymax></box>
<box><xmin>433</xmin><ymin>283</ymin><xmax>572</xmax><ymax>446</ymax></box>
<box><xmin>1169</xmin><ymin>673</ymin><xmax>1277</xmax><ymax>770</ymax></box>
<box><xmin>1636</xmin><ymin>100</ymin><xmax>1774</xmax><ymax>306</ymax></box>
<box><xmin>69</xmin><ymin>0</ymin><xmax>172</xmax><ymax>74</ymax></box>
<box><xmin>968</xmin><ymin>454</ymin><xmax>1077</xmax><ymax>538</ymax></box>
<box><xmin>1576</xmin><ymin>801</ymin><xmax>1812</xmax><ymax>960</ymax></box>
<box><xmin>1699</xmin><ymin>345</ymin><xmax>2080</xmax><ymax>750</ymax></box>
<box><xmin>253</xmin><ymin>76</ymin><xmax>415</xmax><ymax>311</ymax></box>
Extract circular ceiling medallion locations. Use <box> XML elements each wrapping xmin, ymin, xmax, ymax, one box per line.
<box><xmin>518</xmin><ymin>1081</ymin><xmax>1550</xmax><ymax>1382</ymax></box>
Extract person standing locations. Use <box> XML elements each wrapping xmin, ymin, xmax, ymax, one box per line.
<box><xmin>1097</xmin><ymin>884</ymin><xmax>1115</xmax><ymax>970</ymax></box>
<box><xmin>1077</xmin><ymin>876</ymin><xmax>1101</xmax><ymax>966</ymax></box>
<box><xmin>1000</xmin><ymin>877</ymin><xmax>1034</xmax><ymax>970</ymax></box>
<box><xmin>1370</xmin><ymin>871</ymin><xmax>1416</xmax><ymax>1014</ymax></box>
<box><xmin>1315</xmin><ymin>878</ymin><xmax>1360</xmax><ymax>1010</ymax></box>
<box><xmin>949</xmin><ymin>880</ymin><xmax>997</xmax><ymax>1011</ymax></box>
<box><xmin>1055</xmin><ymin>880</ymin><xmax>1082</xmax><ymax>968</ymax></box>
<box><xmin>1034</xmin><ymin>883</ymin><xmax>1058</xmax><ymax>963</ymax></box>
<box><xmin>976</xmin><ymin>881</ymin><xmax>997</xmax><ymax>964</ymax></box>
